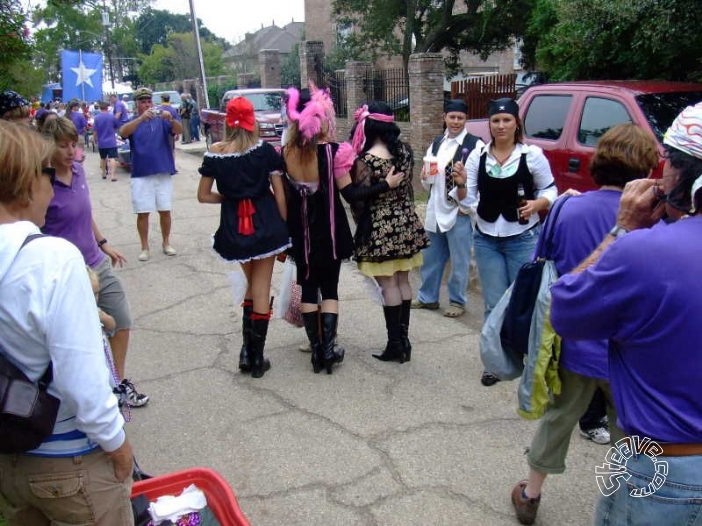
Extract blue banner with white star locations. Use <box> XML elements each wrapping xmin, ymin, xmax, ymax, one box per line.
<box><xmin>61</xmin><ymin>49</ymin><xmax>103</xmax><ymax>102</ymax></box>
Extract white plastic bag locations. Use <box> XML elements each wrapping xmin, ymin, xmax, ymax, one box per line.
<box><xmin>226</xmin><ymin>269</ymin><xmax>248</xmax><ymax>307</ymax></box>
<box><xmin>275</xmin><ymin>258</ymin><xmax>296</xmax><ymax>319</ymax></box>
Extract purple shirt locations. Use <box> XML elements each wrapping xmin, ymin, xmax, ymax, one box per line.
<box><xmin>128</xmin><ymin>116</ymin><xmax>175</xmax><ymax>178</ymax></box>
<box><xmin>113</xmin><ymin>100</ymin><xmax>129</xmax><ymax>124</ymax></box>
<box><xmin>158</xmin><ymin>104</ymin><xmax>180</xmax><ymax>121</ymax></box>
<box><xmin>93</xmin><ymin>111</ymin><xmax>120</xmax><ymax>148</ymax></box>
<box><xmin>536</xmin><ymin>190</ymin><xmax>621</xmax><ymax>379</ymax></box>
<box><xmin>68</xmin><ymin>110</ymin><xmax>87</xmax><ymax>135</ymax></box>
<box><xmin>42</xmin><ymin>161</ymin><xmax>105</xmax><ymax>268</ymax></box>
<box><xmin>551</xmin><ymin>217</ymin><xmax>702</xmax><ymax>443</ymax></box>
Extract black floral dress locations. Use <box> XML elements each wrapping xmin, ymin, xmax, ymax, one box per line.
<box><xmin>350</xmin><ymin>142</ymin><xmax>429</xmax><ymax>275</ymax></box>
<box><xmin>198</xmin><ymin>141</ymin><xmax>291</xmax><ymax>262</ymax></box>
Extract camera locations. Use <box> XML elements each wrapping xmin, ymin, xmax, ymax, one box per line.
<box><xmin>152</xmin><ymin>109</ymin><xmax>162</xmax><ymax>117</ymax></box>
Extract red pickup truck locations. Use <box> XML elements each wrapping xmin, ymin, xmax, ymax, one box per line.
<box><xmin>200</xmin><ymin>88</ymin><xmax>286</xmax><ymax>148</ymax></box>
<box><xmin>464</xmin><ymin>81</ymin><xmax>702</xmax><ymax>192</ymax></box>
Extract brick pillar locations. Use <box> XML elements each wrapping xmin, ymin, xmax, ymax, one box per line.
<box><xmin>345</xmin><ymin>61</ymin><xmax>371</xmax><ymax>117</ymax></box>
<box><xmin>409</xmin><ymin>53</ymin><xmax>444</xmax><ymax>185</ymax></box>
<box><xmin>238</xmin><ymin>73</ymin><xmax>254</xmax><ymax>88</ymax></box>
<box><xmin>259</xmin><ymin>49</ymin><xmax>281</xmax><ymax>88</ymax></box>
<box><xmin>300</xmin><ymin>40</ymin><xmax>324</xmax><ymax>87</ymax></box>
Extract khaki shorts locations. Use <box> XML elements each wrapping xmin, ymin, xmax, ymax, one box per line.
<box><xmin>130</xmin><ymin>173</ymin><xmax>173</xmax><ymax>213</ymax></box>
<box><xmin>93</xmin><ymin>257</ymin><xmax>132</xmax><ymax>332</ymax></box>
<box><xmin>0</xmin><ymin>449</ymin><xmax>134</xmax><ymax>526</ymax></box>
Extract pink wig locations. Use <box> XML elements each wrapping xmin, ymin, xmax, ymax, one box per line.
<box><xmin>286</xmin><ymin>81</ymin><xmax>337</xmax><ymax>142</ymax></box>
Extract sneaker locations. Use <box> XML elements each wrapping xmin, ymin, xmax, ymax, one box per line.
<box><xmin>410</xmin><ymin>299</ymin><xmax>440</xmax><ymax>310</ymax></box>
<box><xmin>481</xmin><ymin>371</ymin><xmax>501</xmax><ymax>386</ymax></box>
<box><xmin>580</xmin><ymin>426</ymin><xmax>611</xmax><ymax>445</ymax></box>
<box><xmin>511</xmin><ymin>480</ymin><xmax>540</xmax><ymax>525</ymax></box>
<box><xmin>122</xmin><ymin>379</ymin><xmax>149</xmax><ymax>408</ymax></box>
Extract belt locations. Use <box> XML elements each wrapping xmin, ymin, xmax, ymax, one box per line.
<box><xmin>656</xmin><ymin>443</ymin><xmax>702</xmax><ymax>457</ymax></box>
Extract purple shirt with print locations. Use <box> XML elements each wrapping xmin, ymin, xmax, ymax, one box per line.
<box><xmin>551</xmin><ymin>217</ymin><xmax>702</xmax><ymax>443</ymax></box>
<box><xmin>93</xmin><ymin>111</ymin><xmax>120</xmax><ymax>148</ymax></box>
<box><xmin>128</xmin><ymin>116</ymin><xmax>175</xmax><ymax>178</ymax></box>
<box><xmin>42</xmin><ymin>161</ymin><xmax>105</xmax><ymax>268</ymax></box>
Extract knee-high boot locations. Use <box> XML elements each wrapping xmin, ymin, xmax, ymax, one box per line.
<box><xmin>250</xmin><ymin>313</ymin><xmax>272</xmax><ymax>378</ymax></box>
<box><xmin>303</xmin><ymin>311</ymin><xmax>324</xmax><ymax>374</ymax></box>
<box><xmin>239</xmin><ymin>300</ymin><xmax>253</xmax><ymax>371</ymax></box>
<box><xmin>400</xmin><ymin>299</ymin><xmax>412</xmax><ymax>362</ymax></box>
<box><xmin>372</xmin><ymin>305</ymin><xmax>404</xmax><ymax>363</ymax></box>
<box><xmin>321</xmin><ymin>313</ymin><xmax>345</xmax><ymax>374</ymax></box>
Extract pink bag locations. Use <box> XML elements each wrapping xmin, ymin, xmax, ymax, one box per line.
<box><xmin>283</xmin><ymin>280</ymin><xmax>304</xmax><ymax>327</ymax></box>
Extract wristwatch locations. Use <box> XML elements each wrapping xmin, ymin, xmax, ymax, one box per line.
<box><xmin>97</xmin><ymin>238</ymin><xmax>108</xmax><ymax>247</ymax></box>
<box><xmin>608</xmin><ymin>225</ymin><xmax>628</xmax><ymax>238</ymax></box>
<box><xmin>455</xmin><ymin>183</ymin><xmax>467</xmax><ymax>189</ymax></box>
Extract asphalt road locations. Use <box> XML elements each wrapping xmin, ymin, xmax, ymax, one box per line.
<box><xmin>86</xmin><ymin>144</ymin><xmax>604</xmax><ymax>526</ymax></box>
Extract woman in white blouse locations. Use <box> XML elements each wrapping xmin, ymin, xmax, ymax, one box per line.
<box><xmin>464</xmin><ymin>98</ymin><xmax>557</xmax><ymax>386</ymax></box>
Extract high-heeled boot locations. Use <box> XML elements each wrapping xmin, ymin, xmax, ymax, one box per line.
<box><xmin>372</xmin><ymin>305</ymin><xmax>404</xmax><ymax>363</ymax></box>
<box><xmin>303</xmin><ymin>311</ymin><xmax>324</xmax><ymax>374</ymax></box>
<box><xmin>238</xmin><ymin>300</ymin><xmax>253</xmax><ymax>371</ymax></box>
<box><xmin>250</xmin><ymin>313</ymin><xmax>272</xmax><ymax>378</ymax></box>
<box><xmin>321</xmin><ymin>313</ymin><xmax>345</xmax><ymax>374</ymax></box>
<box><xmin>400</xmin><ymin>299</ymin><xmax>412</xmax><ymax>362</ymax></box>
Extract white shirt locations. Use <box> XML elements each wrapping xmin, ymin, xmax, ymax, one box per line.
<box><xmin>422</xmin><ymin>130</ymin><xmax>485</xmax><ymax>233</ymax></box>
<box><xmin>466</xmin><ymin>142</ymin><xmax>557</xmax><ymax>237</ymax></box>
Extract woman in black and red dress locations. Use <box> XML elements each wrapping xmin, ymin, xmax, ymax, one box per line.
<box><xmin>197</xmin><ymin>97</ymin><xmax>290</xmax><ymax>378</ymax></box>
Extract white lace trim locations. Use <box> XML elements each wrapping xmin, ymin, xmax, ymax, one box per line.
<box><xmin>204</xmin><ymin>140</ymin><xmax>264</xmax><ymax>158</ymax></box>
<box><xmin>212</xmin><ymin>240</ymin><xmax>292</xmax><ymax>264</ymax></box>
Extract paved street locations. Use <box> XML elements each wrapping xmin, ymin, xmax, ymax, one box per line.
<box><xmin>87</xmin><ymin>143</ymin><xmax>602</xmax><ymax>526</ymax></box>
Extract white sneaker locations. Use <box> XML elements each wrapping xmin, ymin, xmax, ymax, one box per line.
<box><xmin>580</xmin><ymin>426</ymin><xmax>610</xmax><ymax>445</ymax></box>
<box><xmin>121</xmin><ymin>379</ymin><xmax>149</xmax><ymax>408</ymax></box>
<box><xmin>138</xmin><ymin>249</ymin><xmax>150</xmax><ymax>262</ymax></box>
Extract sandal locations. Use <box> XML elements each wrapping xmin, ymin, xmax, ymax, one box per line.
<box><xmin>411</xmin><ymin>299</ymin><xmax>440</xmax><ymax>310</ymax></box>
<box><xmin>443</xmin><ymin>302</ymin><xmax>465</xmax><ymax>318</ymax></box>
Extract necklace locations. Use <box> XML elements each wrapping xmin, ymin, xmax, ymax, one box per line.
<box><xmin>492</xmin><ymin>146</ymin><xmax>515</xmax><ymax>166</ymax></box>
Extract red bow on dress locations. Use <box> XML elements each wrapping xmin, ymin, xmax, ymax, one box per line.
<box><xmin>238</xmin><ymin>199</ymin><xmax>256</xmax><ymax>235</ymax></box>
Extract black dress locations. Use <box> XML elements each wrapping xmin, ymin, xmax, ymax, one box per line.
<box><xmin>199</xmin><ymin>141</ymin><xmax>291</xmax><ymax>262</ymax></box>
<box><xmin>284</xmin><ymin>142</ymin><xmax>354</xmax><ymax>273</ymax></box>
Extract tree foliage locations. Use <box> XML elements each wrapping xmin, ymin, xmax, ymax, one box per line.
<box><xmin>523</xmin><ymin>0</ymin><xmax>702</xmax><ymax>81</ymax></box>
<box><xmin>138</xmin><ymin>32</ymin><xmax>224</xmax><ymax>84</ymax></box>
<box><xmin>332</xmin><ymin>0</ymin><xmax>535</xmax><ymax>73</ymax></box>
<box><xmin>0</xmin><ymin>0</ymin><xmax>44</xmax><ymax>93</ymax></box>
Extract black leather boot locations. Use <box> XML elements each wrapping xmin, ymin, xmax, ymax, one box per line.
<box><xmin>238</xmin><ymin>301</ymin><xmax>253</xmax><ymax>371</ymax></box>
<box><xmin>250</xmin><ymin>314</ymin><xmax>272</xmax><ymax>378</ymax></box>
<box><xmin>373</xmin><ymin>305</ymin><xmax>404</xmax><ymax>363</ymax></box>
<box><xmin>400</xmin><ymin>299</ymin><xmax>412</xmax><ymax>362</ymax></box>
<box><xmin>321</xmin><ymin>312</ymin><xmax>344</xmax><ymax>374</ymax></box>
<box><xmin>303</xmin><ymin>311</ymin><xmax>324</xmax><ymax>374</ymax></box>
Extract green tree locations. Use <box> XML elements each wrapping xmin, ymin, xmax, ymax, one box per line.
<box><xmin>332</xmin><ymin>0</ymin><xmax>535</xmax><ymax>73</ymax></box>
<box><xmin>0</xmin><ymin>0</ymin><xmax>44</xmax><ymax>93</ymax></box>
<box><xmin>523</xmin><ymin>0</ymin><xmax>702</xmax><ymax>81</ymax></box>
<box><xmin>138</xmin><ymin>32</ymin><xmax>224</xmax><ymax>84</ymax></box>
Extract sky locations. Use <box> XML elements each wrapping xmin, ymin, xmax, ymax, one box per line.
<box><xmin>154</xmin><ymin>0</ymin><xmax>305</xmax><ymax>44</ymax></box>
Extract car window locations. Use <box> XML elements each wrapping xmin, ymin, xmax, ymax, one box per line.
<box><xmin>636</xmin><ymin>91</ymin><xmax>702</xmax><ymax>141</ymax></box>
<box><xmin>152</xmin><ymin>92</ymin><xmax>182</xmax><ymax>106</ymax></box>
<box><xmin>222</xmin><ymin>92</ymin><xmax>284</xmax><ymax>112</ymax></box>
<box><xmin>524</xmin><ymin>95</ymin><xmax>572</xmax><ymax>140</ymax></box>
<box><xmin>578</xmin><ymin>97</ymin><xmax>632</xmax><ymax>147</ymax></box>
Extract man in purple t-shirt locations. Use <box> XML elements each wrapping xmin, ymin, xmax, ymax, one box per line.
<box><xmin>93</xmin><ymin>101</ymin><xmax>121</xmax><ymax>181</ymax></box>
<box><xmin>551</xmin><ymin>104</ymin><xmax>702</xmax><ymax>525</ymax></box>
<box><xmin>110</xmin><ymin>94</ymin><xmax>129</xmax><ymax>126</ymax></box>
<box><xmin>119</xmin><ymin>87</ymin><xmax>183</xmax><ymax>262</ymax></box>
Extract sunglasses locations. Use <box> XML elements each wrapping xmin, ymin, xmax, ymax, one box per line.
<box><xmin>42</xmin><ymin>166</ymin><xmax>56</xmax><ymax>185</ymax></box>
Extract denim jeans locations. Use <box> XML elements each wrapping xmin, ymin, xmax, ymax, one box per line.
<box><xmin>594</xmin><ymin>452</ymin><xmax>702</xmax><ymax>525</ymax></box>
<box><xmin>473</xmin><ymin>225</ymin><xmax>540</xmax><ymax>320</ymax></box>
<box><xmin>417</xmin><ymin>214</ymin><xmax>473</xmax><ymax>306</ymax></box>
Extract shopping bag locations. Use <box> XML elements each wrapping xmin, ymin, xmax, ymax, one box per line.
<box><xmin>275</xmin><ymin>258</ymin><xmax>304</xmax><ymax>327</ymax></box>
<box><xmin>480</xmin><ymin>283</ymin><xmax>524</xmax><ymax>381</ymax></box>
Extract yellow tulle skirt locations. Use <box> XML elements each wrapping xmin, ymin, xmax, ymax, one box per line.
<box><xmin>357</xmin><ymin>253</ymin><xmax>424</xmax><ymax>277</ymax></box>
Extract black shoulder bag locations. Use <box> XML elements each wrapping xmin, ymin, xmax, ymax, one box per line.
<box><xmin>500</xmin><ymin>196</ymin><xmax>570</xmax><ymax>357</ymax></box>
<box><xmin>0</xmin><ymin>234</ymin><xmax>60</xmax><ymax>453</ymax></box>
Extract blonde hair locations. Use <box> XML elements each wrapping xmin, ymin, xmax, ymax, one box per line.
<box><xmin>0</xmin><ymin>120</ymin><xmax>54</xmax><ymax>205</ymax></box>
<box><xmin>42</xmin><ymin>116</ymin><xmax>79</xmax><ymax>143</ymax></box>
<box><xmin>2</xmin><ymin>105</ymin><xmax>30</xmax><ymax>122</ymax></box>
<box><xmin>86</xmin><ymin>266</ymin><xmax>99</xmax><ymax>293</ymax></box>
<box><xmin>223</xmin><ymin>122</ymin><xmax>259</xmax><ymax>152</ymax></box>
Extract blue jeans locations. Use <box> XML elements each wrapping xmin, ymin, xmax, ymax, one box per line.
<box><xmin>417</xmin><ymin>214</ymin><xmax>473</xmax><ymax>306</ymax></box>
<box><xmin>473</xmin><ymin>225</ymin><xmax>540</xmax><ymax>320</ymax></box>
<box><xmin>190</xmin><ymin>113</ymin><xmax>201</xmax><ymax>141</ymax></box>
<box><xmin>594</xmin><ymin>452</ymin><xmax>702</xmax><ymax>525</ymax></box>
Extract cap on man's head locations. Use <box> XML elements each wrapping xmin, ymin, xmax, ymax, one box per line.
<box><xmin>488</xmin><ymin>98</ymin><xmax>519</xmax><ymax>118</ymax></box>
<box><xmin>444</xmin><ymin>99</ymin><xmax>468</xmax><ymax>114</ymax></box>
<box><xmin>0</xmin><ymin>90</ymin><xmax>29</xmax><ymax>117</ymax></box>
<box><xmin>134</xmin><ymin>87</ymin><xmax>153</xmax><ymax>100</ymax></box>
<box><xmin>226</xmin><ymin>97</ymin><xmax>255</xmax><ymax>131</ymax></box>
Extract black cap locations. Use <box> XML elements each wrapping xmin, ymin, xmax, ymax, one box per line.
<box><xmin>488</xmin><ymin>98</ymin><xmax>519</xmax><ymax>118</ymax></box>
<box><xmin>444</xmin><ymin>99</ymin><xmax>468</xmax><ymax>114</ymax></box>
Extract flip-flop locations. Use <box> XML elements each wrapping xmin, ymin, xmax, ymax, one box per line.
<box><xmin>443</xmin><ymin>303</ymin><xmax>465</xmax><ymax>318</ymax></box>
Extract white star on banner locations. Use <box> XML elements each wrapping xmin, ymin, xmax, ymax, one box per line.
<box><xmin>71</xmin><ymin>59</ymin><xmax>98</xmax><ymax>88</ymax></box>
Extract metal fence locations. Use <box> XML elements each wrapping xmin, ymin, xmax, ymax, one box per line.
<box><xmin>324</xmin><ymin>70</ymin><xmax>348</xmax><ymax>118</ymax></box>
<box><xmin>363</xmin><ymin>68</ymin><xmax>410</xmax><ymax>122</ymax></box>
<box><xmin>451</xmin><ymin>73</ymin><xmax>517</xmax><ymax>120</ymax></box>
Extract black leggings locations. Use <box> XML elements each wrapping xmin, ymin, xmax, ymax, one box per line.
<box><xmin>298</xmin><ymin>258</ymin><xmax>342</xmax><ymax>304</ymax></box>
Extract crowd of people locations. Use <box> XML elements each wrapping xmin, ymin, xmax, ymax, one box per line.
<box><xmin>2</xmin><ymin>81</ymin><xmax>702</xmax><ymax>525</ymax></box>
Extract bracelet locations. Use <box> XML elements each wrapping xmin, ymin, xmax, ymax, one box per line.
<box><xmin>97</xmin><ymin>238</ymin><xmax>108</xmax><ymax>247</ymax></box>
<box><xmin>608</xmin><ymin>225</ymin><xmax>628</xmax><ymax>238</ymax></box>
<box><xmin>456</xmin><ymin>183</ymin><xmax>467</xmax><ymax>189</ymax></box>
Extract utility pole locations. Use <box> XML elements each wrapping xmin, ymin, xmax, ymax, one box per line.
<box><xmin>188</xmin><ymin>0</ymin><xmax>210</xmax><ymax>108</ymax></box>
<box><xmin>101</xmin><ymin>0</ymin><xmax>115</xmax><ymax>89</ymax></box>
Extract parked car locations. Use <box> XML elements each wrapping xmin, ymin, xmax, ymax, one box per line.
<box><xmin>200</xmin><ymin>88</ymin><xmax>285</xmax><ymax>148</ymax></box>
<box><xmin>464</xmin><ymin>80</ymin><xmax>702</xmax><ymax>192</ymax></box>
<box><xmin>152</xmin><ymin>91</ymin><xmax>183</xmax><ymax>111</ymax></box>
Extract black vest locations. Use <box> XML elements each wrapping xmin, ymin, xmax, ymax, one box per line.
<box><xmin>477</xmin><ymin>152</ymin><xmax>535</xmax><ymax>223</ymax></box>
